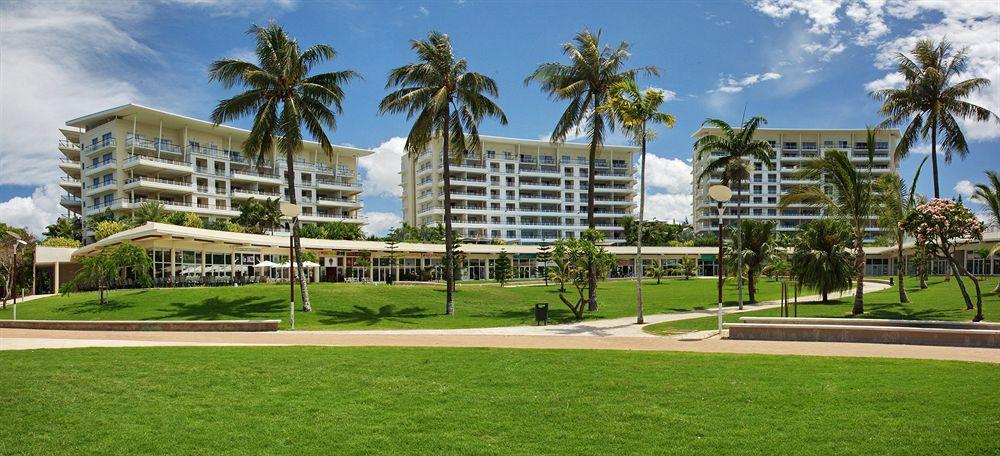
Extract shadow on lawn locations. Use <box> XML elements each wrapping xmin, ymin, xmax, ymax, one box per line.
<box><xmin>57</xmin><ymin>298</ymin><xmax>136</xmax><ymax>315</ymax></box>
<box><xmin>316</xmin><ymin>304</ymin><xmax>434</xmax><ymax>326</ymax></box>
<box><xmin>152</xmin><ymin>296</ymin><xmax>284</xmax><ymax>321</ymax></box>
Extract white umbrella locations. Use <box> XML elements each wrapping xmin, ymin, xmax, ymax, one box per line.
<box><xmin>301</xmin><ymin>261</ymin><xmax>320</xmax><ymax>268</ymax></box>
<box><xmin>254</xmin><ymin>260</ymin><xmax>278</xmax><ymax>268</ymax></box>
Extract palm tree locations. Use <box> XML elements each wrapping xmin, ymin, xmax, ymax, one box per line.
<box><xmin>725</xmin><ymin>219</ymin><xmax>776</xmax><ymax>303</ymax></box>
<box><xmin>694</xmin><ymin>116</ymin><xmax>773</xmax><ymax>309</ymax></box>
<box><xmin>972</xmin><ymin>170</ymin><xmax>1000</xmax><ymax>292</ymax></box>
<box><xmin>209</xmin><ymin>23</ymin><xmax>359</xmax><ymax>312</ymax></box>
<box><xmin>43</xmin><ymin>217</ymin><xmax>82</xmax><ymax>242</ymax></box>
<box><xmin>871</xmin><ymin>38</ymin><xmax>999</xmax><ymax>198</ymax></box>
<box><xmin>790</xmin><ymin>218</ymin><xmax>854</xmax><ymax>303</ymax></box>
<box><xmin>527</xmin><ymin>28</ymin><xmax>657</xmax><ymax>312</ymax></box>
<box><xmin>379</xmin><ymin>32</ymin><xmax>507</xmax><ymax>315</ymax></box>
<box><xmin>781</xmin><ymin>128</ymin><xmax>878</xmax><ymax>314</ymax></box>
<box><xmin>132</xmin><ymin>200</ymin><xmax>169</xmax><ymax>225</ymax></box>
<box><xmin>599</xmin><ymin>79</ymin><xmax>675</xmax><ymax>324</ymax></box>
<box><xmin>875</xmin><ymin>157</ymin><xmax>928</xmax><ymax>303</ymax></box>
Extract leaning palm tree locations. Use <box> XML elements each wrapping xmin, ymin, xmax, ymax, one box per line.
<box><xmin>694</xmin><ymin>116</ymin><xmax>773</xmax><ymax>309</ymax></box>
<box><xmin>379</xmin><ymin>32</ymin><xmax>507</xmax><ymax>315</ymax></box>
<box><xmin>872</xmin><ymin>38</ymin><xmax>998</xmax><ymax>198</ymax></box>
<box><xmin>598</xmin><ymin>79</ymin><xmax>675</xmax><ymax>324</ymax></box>
<box><xmin>875</xmin><ymin>157</ymin><xmax>927</xmax><ymax>303</ymax></box>
<box><xmin>527</xmin><ymin>28</ymin><xmax>657</xmax><ymax>312</ymax></box>
<box><xmin>972</xmin><ymin>170</ymin><xmax>1000</xmax><ymax>292</ymax></box>
<box><xmin>209</xmin><ymin>22</ymin><xmax>359</xmax><ymax>312</ymax></box>
<box><xmin>781</xmin><ymin>128</ymin><xmax>878</xmax><ymax>315</ymax></box>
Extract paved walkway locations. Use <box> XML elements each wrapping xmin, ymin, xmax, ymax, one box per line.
<box><xmin>8</xmin><ymin>280</ymin><xmax>994</xmax><ymax>363</ymax></box>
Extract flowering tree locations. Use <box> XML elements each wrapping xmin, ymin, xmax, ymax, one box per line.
<box><xmin>901</xmin><ymin>199</ymin><xmax>985</xmax><ymax>321</ymax></box>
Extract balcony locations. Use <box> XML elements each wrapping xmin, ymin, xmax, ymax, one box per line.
<box><xmin>83</xmin><ymin>180</ymin><xmax>117</xmax><ymax>196</ymax></box>
<box><xmin>316</xmin><ymin>178</ymin><xmax>362</xmax><ymax>193</ymax></box>
<box><xmin>231</xmin><ymin>169</ymin><xmax>283</xmax><ymax>184</ymax></box>
<box><xmin>59</xmin><ymin>194</ymin><xmax>82</xmax><ymax>209</ymax></box>
<box><xmin>82</xmin><ymin>138</ymin><xmax>116</xmax><ymax>155</ymax></box>
<box><xmin>123</xmin><ymin>176</ymin><xmax>193</xmax><ymax>193</ymax></box>
<box><xmin>59</xmin><ymin>158</ymin><xmax>81</xmax><ymax>175</ymax></box>
<box><xmin>594</xmin><ymin>170</ymin><xmax>632</xmax><ymax>181</ymax></box>
<box><xmin>84</xmin><ymin>158</ymin><xmax>116</xmax><ymax>174</ymax></box>
<box><xmin>125</xmin><ymin>137</ymin><xmax>182</xmax><ymax>155</ymax></box>
<box><xmin>58</xmin><ymin>140</ymin><xmax>81</xmax><ymax>160</ymax></box>
<box><xmin>299</xmin><ymin>213</ymin><xmax>365</xmax><ymax>224</ymax></box>
<box><xmin>59</xmin><ymin>177</ymin><xmax>81</xmax><ymax>193</ymax></box>
<box><xmin>316</xmin><ymin>197</ymin><xmax>363</xmax><ymax>208</ymax></box>
<box><xmin>231</xmin><ymin>188</ymin><xmax>281</xmax><ymax>200</ymax></box>
<box><xmin>122</xmin><ymin>154</ymin><xmax>193</xmax><ymax>174</ymax></box>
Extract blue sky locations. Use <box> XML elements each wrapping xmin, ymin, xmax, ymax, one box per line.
<box><xmin>1</xmin><ymin>0</ymin><xmax>997</xmax><ymax>235</ymax></box>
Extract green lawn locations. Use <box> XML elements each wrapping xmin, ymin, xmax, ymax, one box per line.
<box><xmin>1</xmin><ymin>278</ymin><xmax>783</xmax><ymax>330</ymax></box>
<box><xmin>1</xmin><ymin>346</ymin><xmax>996</xmax><ymax>455</ymax></box>
<box><xmin>645</xmin><ymin>277</ymin><xmax>1000</xmax><ymax>335</ymax></box>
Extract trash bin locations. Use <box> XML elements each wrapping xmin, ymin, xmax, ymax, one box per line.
<box><xmin>889</xmin><ymin>277</ymin><xmax>894</xmax><ymax>286</ymax></box>
<box><xmin>534</xmin><ymin>303</ymin><xmax>548</xmax><ymax>326</ymax></box>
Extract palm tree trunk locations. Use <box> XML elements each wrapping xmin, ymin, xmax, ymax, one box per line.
<box><xmin>586</xmin><ymin>113</ymin><xmax>598</xmax><ymax>313</ymax></box>
<box><xmin>635</xmin><ymin>134</ymin><xmax>646</xmax><ymax>325</ymax></box>
<box><xmin>747</xmin><ymin>270</ymin><xmax>756</xmax><ymax>303</ymax></box>
<box><xmin>896</xmin><ymin>233</ymin><xmax>909</xmax><ymax>303</ymax></box>
<box><xmin>286</xmin><ymin>153</ymin><xmax>311</xmax><ymax>312</ymax></box>
<box><xmin>442</xmin><ymin>111</ymin><xmax>455</xmax><ymax>316</ymax></box>
<box><xmin>940</xmin><ymin>238</ymin><xmax>973</xmax><ymax>311</ymax></box>
<box><xmin>852</xmin><ymin>228</ymin><xmax>865</xmax><ymax>315</ymax></box>
<box><xmin>930</xmin><ymin>124</ymin><xmax>940</xmax><ymax>199</ymax></box>
<box><xmin>736</xmin><ymin>183</ymin><xmax>744</xmax><ymax>310</ymax></box>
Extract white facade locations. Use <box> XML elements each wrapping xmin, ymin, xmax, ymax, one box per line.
<box><xmin>401</xmin><ymin>135</ymin><xmax>638</xmax><ymax>244</ymax></box>
<box><xmin>691</xmin><ymin>127</ymin><xmax>900</xmax><ymax>240</ymax></box>
<box><xmin>57</xmin><ymin>104</ymin><xmax>371</xmax><ymax>242</ymax></box>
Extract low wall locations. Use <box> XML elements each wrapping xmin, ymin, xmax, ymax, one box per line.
<box><xmin>0</xmin><ymin>319</ymin><xmax>280</xmax><ymax>332</ymax></box>
<box><xmin>739</xmin><ymin>317</ymin><xmax>1000</xmax><ymax>331</ymax></box>
<box><xmin>726</xmin><ymin>322</ymin><xmax>1000</xmax><ymax>348</ymax></box>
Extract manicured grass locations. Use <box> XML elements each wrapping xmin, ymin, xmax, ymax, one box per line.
<box><xmin>0</xmin><ymin>278</ymin><xmax>783</xmax><ymax>330</ymax></box>
<box><xmin>645</xmin><ymin>277</ymin><xmax>1000</xmax><ymax>335</ymax></box>
<box><xmin>1</xmin><ymin>346</ymin><xmax>996</xmax><ymax>455</ymax></box>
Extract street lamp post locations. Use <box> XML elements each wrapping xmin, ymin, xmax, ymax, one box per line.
<box><xmin>280</xmin><ymin>203</ymin><xmax>301</xmax><ymax>330</ymax></box>
<box><xmin>708</xmin><ymin>185</ymin><xmax>732</xmax><ymax>335</ymax></box>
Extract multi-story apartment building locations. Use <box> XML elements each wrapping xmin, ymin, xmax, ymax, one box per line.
<box><xmin>401</xmin><ymin>135</ymin><xmax>638</xmax><ymax>244</ymax></box>
<box><xmin>691</xmin><ymin>127</ymin><xmax>900</xmax><ymax>240</ymax></box>
<box><xmin>57</xmin><ymin>104</ymin><xmax>370</xmax><ymax>243</ymax></box>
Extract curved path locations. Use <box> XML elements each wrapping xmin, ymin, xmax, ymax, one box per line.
<box><xmin>3</xmin><ymin>281</ymin><xmax>997</xmax><ymax>363</ymax></box>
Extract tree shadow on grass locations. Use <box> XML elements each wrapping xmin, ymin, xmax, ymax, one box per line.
<box><xmin>864</xmin><ymin>303</ymin><xmax>963</xmax><ymax>321</ymax></box>
<box><xmin>316</xmin><ymin>304</ymin><xmax>435</xmax><ymax>326</ymax></box>
<box><xmin>151</xmin><ymin>296</ymin><xmax>284</xmax><ymax>321</ymax></box>
<box><xmin>56</xmin><ymin>299</ymin><xmax>135</xmax><ymax>315</ymax></box>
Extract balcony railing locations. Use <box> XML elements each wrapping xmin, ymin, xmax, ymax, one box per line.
<box><xmin>232</xmin><ymin>188</ymin><xmax>280</xmax><ymax>197</ymax></box>
<box><xmin>82</xmin><ymin>138</ymin><xmax>116</xmax><ymax>154</ymax></box>
<box><xmin>126</xmin><ymin>137</ymin><xmax>181</xmax><ymax>154</ymax></box>
<box><xmin>316</xmin><ymin>178</ymin><xmax>362</xmax><ymax>188</ymax></box>
<box><xmin>123</xmin><ymin>154</ymin><xmax>191</xmax><ymax>167</ymax></box>
<box><xmin>84</xmin><ymin>158</ymin><xmax>116</xmax><ymax>169</ymax></box>
<box><xmin>58</xmin><ymin>140</ymin><xmax>81</xmax><ymax>150</ymax></box>
<box><xmin>231</xmin><ymin>170</ymin><xmax>282</xmax><ymax>180</ymax></box>
<box><xmin>124</xmin><ymin>176</ymin><xmax>192</xmax><ymax>188</ymax></box>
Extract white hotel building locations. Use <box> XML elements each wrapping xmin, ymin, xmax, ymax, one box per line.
<box><xmin>400</xmin><ymin>136</ymin><xmax>638</xmax><ymax>244</ymax></box>
<box><xmin>691</xmin><ymin>127</ymin><xmax>900</xmax><ymax>240</ymax></box>
<box><xmin>57</xmin><ymin>104</ymin><xmax>371</xmax><ymax>243</ymax></box>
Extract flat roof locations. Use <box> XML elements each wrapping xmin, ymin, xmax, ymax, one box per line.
<box><xmin>691</xmin><ymin>126</ymin><xmax>902</xmax><ymax>139</ymax></box>
<box><xmin>65</xmin><ymin>103</ymin><xmax>373</xmax><ymax>157</ymax></box>
<box><xmin>476</xmin><ymin>134</ymin><xmax>638</xmax><ymax>152</ymax></box>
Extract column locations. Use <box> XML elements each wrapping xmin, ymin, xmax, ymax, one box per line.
<box><xmin>231</xmin><ymin>248</ymin><xmax>236</xmax><ymax>280</ymax></box>
<box><xmin>32</xmin><ymin>264</ymin><xmax>36</xmax><ymax>295</ymax></box>
<box><xmin>170</xmin><ymin>246</ymin><xmax>176</xmax><ymax>282</ymax></box>
<box><xmin>368</xmin><ymin>258</ymin><xmax>374</xmax><ymax>282</ymax></box>
<box><xmin>395</xmin><ymin>258</ymin><xmax>401</xmax><ymax>283</ymax></box>
<box><xmin>200</xmin><ymin>246</ymin><xmax>206</xmax><ymax>278</ymax></box>
<box><xmin>54</xmin><ymin>263</ymin><xmax>60</xmax><ymax>294</ymax></box>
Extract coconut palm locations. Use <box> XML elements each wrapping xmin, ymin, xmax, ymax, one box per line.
<box><xmin>527</xmin><ymin>28</ymin><xmax>657</xmax><ymax>312</ymax></box>
<box><xmin>379</xmin><ymin>31</ymin><xmax>507</xmax><ymax>315</ymax></box>
<box><xmin>781</xmin><ymin>128</ymin><xmax>879</xmax><ymax>314</ymax></box>
<box><xmin>875</xmin><ymin>157</ymin><xmax>927</xmax><ymax>303</ymax></box>
<box><xmin>871</xmin><ymin>38</ymin><xmax>999</xmax><ymax>198</ymax></box>
<box><xmin>790</xmin><ymin>218</ymin><xmax>854</xmax><ymax>303</ymax></box>
<box><xmin>209</xmin><ymin>22</ymin><xmax>359</xmax><ymax>312</ymax></box>
<box><xmin>694</xmin><ymin>116</ymin><xmax>773</xmax><ymax>309</ymax></box>
<box><xmin>598</xmin><ymin>79</ymin><xmax>676</xmax><ymax>324</ymax></box>
<box><xmin>973</xmin><ymin>170</ymin><xmax>1000</xmax><ymax>292</ymax></box>
<box><xmin>132</xmin><ymin>200</ymin><xmax>169</xmax><ymax>225</ymax></box>
<box><xmin>43</xmin><ymin>217</ymin><xmax>82</xmax><ymax>242</ymax></box>
<box><xmin>725</xmin><ymin>219</ymin><xmax>776</xmax><ymax>303</ymax></box>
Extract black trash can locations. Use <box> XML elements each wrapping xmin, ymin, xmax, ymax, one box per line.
<box><xmin>534</xmin><ymin>303</ymin><xmax>548</xmax><ymax>326</ymax></box>
<box><xmin>889</xmin><ymin>277</ymin><xmax>894</xmax><ymax>286</ymax></box>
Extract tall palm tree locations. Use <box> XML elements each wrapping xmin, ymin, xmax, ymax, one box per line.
<box><xmin>694</xmin><ymin>116</ymin><xmax>773</xmax><ymax>309</ymax></box>
<box><xmin>872</xmin><ymin>38</ymin><xmax>998</xmax><ymax>198</ymax></box>
<box><xmin>725</xmin><ymin>219</ymin><xmax>776</xmax><ymax>303</ymax></box>
<box><xmin>209</xmin><ymin>22</ymin><xmax>359</xmax><ymax>312</ymax></box>
<box><xmin>527</xmin><ymin>28</ymin><xmax>657</xmax><ymax>312</ymax></box>
<box><xmin>379</xmin><ymin>32</ymin><xmax>507</xmax><ymax>315</ymax></box>
<box><xmin>598</xmin><ymin>79</ymin><xmax>675</xmax><ymax>324</ymax></box>
<box><xmin>781</xmin><ymin>128</ymin><xmax>878</xmax><ymax>314</ymax></box>
<box><xmin>875</xmin><ymin>157</ymin><xmax>927</xmax><ymax>303</ymax></box>
<box><xmin>972</xmin><ymin>170</ymin><xmax>1000</xmax><ymax>292</ymax></box>
<box><xmin>790</xmin><ymin>218</ymin><xmax>854</xmax><ymax>303</ymax></box>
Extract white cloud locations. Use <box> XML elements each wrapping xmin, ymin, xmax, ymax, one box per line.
<box><xmin>863</xmin><ymin>71</ymin><xmax>905</xmax><ymax>92</ymax></box>
<box><xmin>954</xmin><ymin>180</ymin><xmax>975</xmax><ymax>198</ymax></box>
<box><xmin>647</xmin><ymin>87</ymin><xmax>678</xmax><ymax>101</ymax></box>
<box><xmin>752</xmin><ymin>0</ymin><xmax>843</xmax><ymax>34</ymax></box>
<box><xmin>710</xmin><ymin>72</ymin><xmax>783</xmax><ymax>94</ymax></box>
<box><xmin>0</xmin><ymin>183</ymin><xmax>64</xmax><ymax>236</ymax></box>
<box><xmin>641</xmin><ymin>155</ymin><xmax>692</xmax><ymax>194</ymax></box>
<box><xmin>359</xmin><ymin>137</ymin><xmax>406</xmax><ymax>198</ymax></box>
<box><xmin>417</xmin><ymin>5</ymin><xmax>429</xmax><ymax>16</ymax></box>
<box><xmin>640</xmin><ymin>193</ymin><xmax>693</xmax><ymax>224</ymax></box>
<box><xmin>362</xmin><ymin>211</ymin><xmax>402</xmax><ymax>236</ymax></box>
<box><xmin>164</xmin><ymin>0</ymin><xmax>297</xmax><ymax>17</ymax></box>
<box><xmin>802</xmin><ymin>38</ymin><xmax>846</xmax><ymax>61</ymax></box>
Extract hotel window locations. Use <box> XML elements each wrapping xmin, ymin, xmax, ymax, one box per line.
<box><xmin>486</xmin><ymin>150</ymin><xmax>495</xmax><ymax>159</ymax></box>
<box><xmin>103</xmin><ymin>194</ymin><xmax>112</xmax><ymax>205</ymax></box>
<box><xmin>783</xmin><ymin>142</ymin><xmax>798</xmax><ymax>149</ymax></box>
<box><xmin>754</xmin><ymin>163</ymin><xmax>763</xmax><ymax>171</ymax></box>
<box><xmin>875</xmin><ymin>141</ymin><xmax>889</xmax><ymax>150</ymax></box>
<box><xmin>102</xmin><ymin>132</ymin><xmax>112</xmax><ymax>144</ymax></box>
